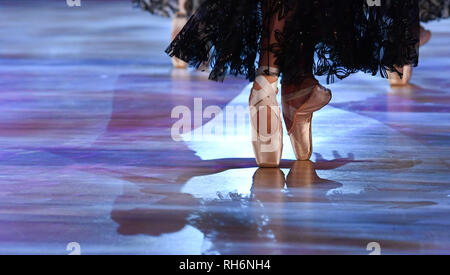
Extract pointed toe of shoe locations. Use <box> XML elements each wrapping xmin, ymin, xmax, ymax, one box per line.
<box><xmin>289</xmin><ymin>133</ymin><xmax>312</xmax><ymax>161</ymax></box>
<box><xmin>289</xmin><ymin>113</ymin><xmax>313</xmax><ymax>161</ymax></box>
<box><xmin>252</xmin><ymin>140</ymin><xmax>283</xmax><ymax>168</ymax></box>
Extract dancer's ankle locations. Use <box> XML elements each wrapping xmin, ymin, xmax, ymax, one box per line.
<box><xmin>282</xmin><ymin>75</ymin><xmax>318</xmax><ymax>95</ymax></box>
<box><xmin>281</xmin><ymin>76</ymin><xmax>318</xmax><ymax>110</ymax></box>
<box><xmin>253</xmin><ymin>74</ymin><xmax>278</xmax><ymax>91</ymax></box>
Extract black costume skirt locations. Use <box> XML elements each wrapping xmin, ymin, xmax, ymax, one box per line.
<box><xmin>420</xmin><ymin>0</ymin><xmax>450</xmax><ymax>22</ymax></box>
<box><xmin>132</xmin><ymin>0</ymin><xmax>205</xmax><ymax>17</ymax></box>
<box><xmin>166</xmin><ymin>0</ymin><xmax>420</xmax><ymax>84</ymax></box>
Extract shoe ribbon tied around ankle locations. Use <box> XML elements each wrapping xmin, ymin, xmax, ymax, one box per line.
<box><xmin>249</xmin><ymin>75</ymin><xmax>282</xmax><ymax>152</ymax></box>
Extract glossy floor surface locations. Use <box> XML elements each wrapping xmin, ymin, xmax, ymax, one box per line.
<box><xmin>0</xmin><ymin>1</ymin><xmax>449</xmax><ymax>255</ymax></box>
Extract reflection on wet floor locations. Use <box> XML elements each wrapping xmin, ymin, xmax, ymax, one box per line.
<box><xmin>0</xmin><ymin>0</ymin><xmax>448</xmax><ymax>254</ymax></box>
<box><xmin>110</xmin><ymin>152</ymin><xmax>447</xmax><ymax>254</ymax></box>
<box><xmin>112</xmin><ymin>160</ymin><xmax>343</xmax><ymax>254</ymax></box>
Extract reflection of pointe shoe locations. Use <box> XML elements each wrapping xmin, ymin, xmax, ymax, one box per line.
<box><xmin>420</xmin><ymin>26</ymin><xmax>432</xmax><ymax>47</ymax></box>
<box><xmin>282</xmin><ymin>85</ymin><xmax>332</xmax><ymax>161</ymax></box>
<box><xmin>286</xmin><ymin>161</ymin><xmax>341</xmax><ymax>191</ymax></box>
<box><xmin>171</xmin><ymin>13</ymin><xmax>188</xmax><ymax>69</ymax></box>
<box><xmin>251</xmin><ymin>168</ymin><xmax>285</xmax><ymax>202</ymax></box>
<box><xmin>249</xmin><ymin>67</ymin><xmax>283</xmax><ymax>168</ymax></box>
<box><xmin>387</xmin><ymin>65</ymin><xmax>413</xmax><ymax>86</ymax></box>
<box><xmin>252</xmin><ymin>168</ymin><xmax>285</xmax><ymax>189</ymax></box>
<box><xmin>286</xmin><ymin>161</ymin><xmax>316</xmax><ymax>187</ymax></box>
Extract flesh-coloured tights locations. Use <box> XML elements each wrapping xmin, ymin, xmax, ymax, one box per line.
<box><xmin>254</xmin><ymin>1</ymin><xmax>317</xmax><ymax>127</ymax></box>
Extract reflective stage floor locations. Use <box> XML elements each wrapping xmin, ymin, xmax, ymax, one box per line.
<box><xmin>0</xmin><ymin>1</ymin><xmax>449</xmax><ymax>255</ymax></box>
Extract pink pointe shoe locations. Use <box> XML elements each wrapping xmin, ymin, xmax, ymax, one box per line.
<box><xmin>249</xmin><ymin>67</ymin><xmax>283</xmax><ymax>168</ymax></box>
<box><xmin>171</xmin><ymin>13</ymin><xmax>188</xmax><ymax>69</ymax></box>
<box><xmin>387</xmin><ymin>64</ymin><xmax>413</xmax><ymax>86</ymax></box>
<box><xmin>282</xmin><ymin>84</ymin><xmax>332</xmax><ymax>160</ymax></box>
<box><xmin>420</xmin><ymin>26</ymin><xmax>432</xmax><ymax>47</ymax></box>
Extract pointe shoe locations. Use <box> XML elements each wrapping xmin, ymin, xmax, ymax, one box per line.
<box><xmin>249</xmin><ymin>67</ymin><xmax>283</xmax><ymax>168</ymax></box>
<box><xmin>171</xmin><ymin>13</ymin><xmax>188</xmax><ymax>69</ymax></box>
<box><xmin>387</xmin><ymin>64</ymin><xmax>413</xmax><ymax>86</ymax></box>
<box><xmin>282</xmin><ymin>84</ymin><xmax>332</xmax><ymax>161</ymax></box>
<box><xmin>420</xmin><ymin>26</ymin><xmax>432</xmax><ymax>47</ymax></box>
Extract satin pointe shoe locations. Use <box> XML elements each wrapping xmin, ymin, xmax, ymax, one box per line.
<box><xmin>282</xmin><ymin>84</ymin><xmax>332</xmax><ymax>161</ymax></box>
<box><xmin>171</xmin><ymin>13</ymin><xmax>188</xmax><ymax>69</ymax></box>
<box><xmin>387</xmin><ymin>64</ymin><xmax>413</xmax><ymax>86</ymax></box>
<box><xmin>249</xmin><ymin>67</ymin><xmax>283</xmax><ymax>168</ymax></box>
<box><xmin>420</xmin><ymin>25</ymin><xmax>432</xmax><ymax>47</ymax></box>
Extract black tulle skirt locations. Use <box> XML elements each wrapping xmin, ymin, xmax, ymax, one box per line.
<box><xmin>166</xmin><ymin>0</ymin><xmax>420</xmax><ymax>84</ymax></box>
<box><xmin>132</xmin><ymin>0</ymin><xmax>205</xmax><ymax>17</ymax></box>
<box><xmin>420</xmin><ymin>0</ymin><xmax>450</xmax><ymax>22</ymax></box>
